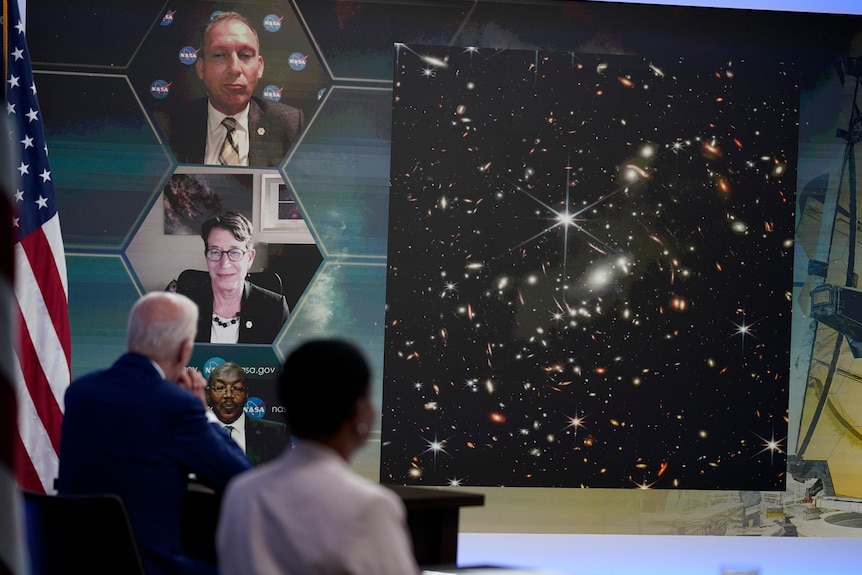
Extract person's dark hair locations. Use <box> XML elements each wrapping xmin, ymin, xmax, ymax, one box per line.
<box><xmin>200</xmin><ymin>211</ymin><xmax>254</xmax><ymax>251</ymax></box>
<box><xmin>279</xmin><ymin>339</ymin><xmax>370</xmax><ymax>439</ymax></box>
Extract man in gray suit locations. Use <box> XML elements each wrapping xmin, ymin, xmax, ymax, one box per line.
<box><xmin>167</xmin><ymin>11</ymin><xmax>304</xmax><ymax>167</ymax></box>
<box><xmin>206</xmin><ymin>361</ymin><xmax>288</xmax><ymax>465</ymax></box>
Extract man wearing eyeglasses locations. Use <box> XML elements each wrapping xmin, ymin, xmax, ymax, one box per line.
<box><xmin>179</xmin><ymin>211</ymin><xmax>289</xmax><ymax>344</ymax></box>
<box><xmin>164</xmin><ymin>11</ymin><xmax>304</xmax><ymax>167</ymax></box>
<box><xmin>207</xmin><ymin>361</ymin><xmax>288</xmax><ymax>465</ymax></box>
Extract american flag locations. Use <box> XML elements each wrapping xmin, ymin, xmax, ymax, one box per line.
<box><xmin>3</xmin><ymin>0</ymin><xmax>71</xmax><ymax>504</ymax></box>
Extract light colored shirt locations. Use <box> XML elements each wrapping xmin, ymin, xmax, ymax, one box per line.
<box><xmin>218</xmin><ymin>440</ymin><xmax>419</xmax><ymax>575</ymax></box>
<box><xmin>204</xmin><ymin>101</ymin><xmax>250</xmax><ymax>166</ymax></box>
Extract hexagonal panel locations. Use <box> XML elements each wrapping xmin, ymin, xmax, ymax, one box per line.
<box><xmin>66</xmin><ymin>255</ymin><xmax>141</xmax><ymax>379</ymax></box>
<box><xmin>29</xmin><ymin>2</ymin><xmax>164</xmax><ymax>68</ymax></box>
<box><xmin>126</xmin><ymin>3</ymin><xmax>330</xmax><ymax>168</ymax></box>
<box><xmin>38</xmin><ymin>73</ymin><xmax>174</xmax><ymax>249</ymax></box>
<box><xmin>285</xmin><ymin>86</ymin><xmax>392</xmax><ymax>257</ymax></box>
<box><xmin>125</xmin><ymin>168</ymin><xmax>322</xmax><ymax>346</ymax></box>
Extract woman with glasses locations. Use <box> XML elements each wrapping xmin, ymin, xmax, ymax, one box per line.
<box><xmin>182</xmin><ymin>211</ymin><xmax>289</xmax><ymax>344</ymax></box>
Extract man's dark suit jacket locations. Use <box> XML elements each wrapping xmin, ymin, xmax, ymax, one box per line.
<box><xmin>167</xmin><ymin>96</ymin><xmax>304</xmax><ymax>167</ymax></box>
<box><xmin>57</xmin><ymin>353</ymin><xmax>252</xmax><ymax>575</ymax></box>
<box><xmin>181</xmin><ymin>280</ymin><xmax>289</xmax><ymax>344</ymax></box>
<box><xmin>245</xmin><ymin>416</ymin><xmax>288</xmax><ymax>465</ymax></box>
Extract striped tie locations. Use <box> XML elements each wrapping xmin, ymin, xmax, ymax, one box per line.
<box><xmin>218</xmin><ymin>117</ymin><xmax>240</xmax><ymax>165</ymax></box>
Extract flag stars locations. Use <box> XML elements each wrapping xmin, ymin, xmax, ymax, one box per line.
<box><xmin>39</xmin><ymin>169</ymin><xmax>51</xmax><ymax>183</ymax></box>
<box><xmin>25</xmin><ymin>108</ymin><xmax>38</xmax><ymax>122</ymax></box>
<box><xmin>11</xmin><ymin>46</ymin><xmax>24</xmax><ymax>61</ymax></box>
<box><xmin>35</xmin><ymin>195</ymin><xmax>48</xmax><ymax>209</ymax></box>
<box><xmin>14</xmin><ymin>189</ymin><xmax>24</xmax><ymax>202</ymax></box>
<box><xmin>21</xmin><ymin>134</ymin><xmax>33</xmax><ymax>148</ymax></box>
<box><xmin>6</xmin><ymin>102</ymin><xmax>14</xmax><ymax>114</ymax></box>
<box><xmin>13</xmin><ymin>216</ymin><xmax>20</xmax><ymax>228</ymax></box>
<box><xmin>8</xmin><ymin>74</ymin><xmax>20</xmax><ymax>89</ymax></box>
<box><xmin>17</xmin><ymin>161</ymin><xmax>29</xmax><ymax>175</ymax></box>
<box><xmin>15</xmin><ymin>19</ymin><xmax>25</xmax><ymax>35</ymax></box>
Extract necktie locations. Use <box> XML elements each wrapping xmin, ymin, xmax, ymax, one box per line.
<box><xmin>224</xmin><ymin>425</ymin><xmax>235</xmax><ymax>437</ymax></box>
<box><xmin>218</xmin><ymin>117</ymin><xmax>240</xmax><ymax>166</ymax></box>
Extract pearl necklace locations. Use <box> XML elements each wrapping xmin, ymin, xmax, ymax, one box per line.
<box><xmin>212</xmin><ymin>313</ymin><xmax>239</xmax><ymax>328</ymax></box>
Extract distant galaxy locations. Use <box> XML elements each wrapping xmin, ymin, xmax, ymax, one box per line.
<box><xmin>382</xmin><ymin>46</ymin><xmax>793</xmax><ymax>489</ymax></box>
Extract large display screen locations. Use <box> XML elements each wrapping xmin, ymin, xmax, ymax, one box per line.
<box><xmin>382</xmin><ymin>46</ymin><xmax>794</xmax><ymax>490</ymax></box>
<box><xmin>28</xmin><ymin>0</ymin><xmax>862</xmax><ymax>536</ymax></box>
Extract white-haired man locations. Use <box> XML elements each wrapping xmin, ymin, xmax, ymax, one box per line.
<box><xmin>58</xmin><ymin>291</ymin><xmax>251</xmax><ymax>575</ymax></box>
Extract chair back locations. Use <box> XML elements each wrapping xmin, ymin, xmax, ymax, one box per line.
<box><xmin>23</xmin><ymin>490</ymin><xmax>146</xmax><ymax>575</ymax></box>
<box><xmin>172</xmin><ymin>268</ymin><xmax>284</xmax><ymax>295</ymax></box>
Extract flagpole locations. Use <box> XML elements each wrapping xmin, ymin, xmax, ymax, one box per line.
<box><xmin>1</xmin><ymin>13</ymin><xmax>28</xmax><ymax>567</ymax></box>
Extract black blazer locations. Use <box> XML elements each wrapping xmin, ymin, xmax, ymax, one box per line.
<box><xmin>166</xmin><ymin>96</ymin><xmax>304</xmax><ymax>167</ymax></box>
<box><xmin>245</xmin><ymin>417</ymin><xmax>289</xmax><ymax>465</ymax></box>
<box><xmin>183</xmin><ymin>280</ymin><xmax>290</xmax><ymax>344</ymax></box>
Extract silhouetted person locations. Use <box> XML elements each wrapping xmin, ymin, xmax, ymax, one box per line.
<box><xmin>217</xmin><ymin>339</ymin><xmax>419</xmax><ymax>575</ymax></box>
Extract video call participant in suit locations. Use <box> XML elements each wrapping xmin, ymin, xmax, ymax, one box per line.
<box><xmin>207</xmin><ymin>361</ymin><xmax>288</xmax><ymax>465</ymax></box>
<box><xmin>217</xmin><ymin>339</ymin><xmax>420</xmax><ymax>575</ymax></box>
<box><xmin>179</xmin><ymin>211</ymin><xmax>289</xmax><ymax>344</ymax></box>
<box><xmin>169</xmin><ymin>11</ymin><xmax>304</xmax><ymax>166</ymax></box>
<box><xmin>57</xmin><ymin>292</ymin><xmax>251</xmax><ymax>575</ymax></box>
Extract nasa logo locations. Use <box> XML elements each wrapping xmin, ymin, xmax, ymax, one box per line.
<box><xmin>262</xmin><ymin>84</ymin><xmax>283</xmax><ymax>102</ymax></box>
<box><xmin>178</xmin><ymin>46</ymin><xmax>199</xmax><ymax>66</ymax></box>
<box><xmin>160</xmin><ymin>10</ymin><xmax>175</xmax><ymax>26</ymax></box>
<box><xmin>263</xmin><ymin>14</ymin><xmax>283</xmax><ymax>33</ymax></box>
<box><xmin>150</xmin><ymin>80</ymin><xmax>172</xmax><ymax>99</ymax></box>
<box><xmin>288</xmin><ymin>52</ymin><xmax>308</xmax><ymax>72</ymax></box>
<box><xmin>203</xmin><ymin>357</ymin><xmax>226</xmax><ymax>378</ymax></box>
<box><xmin>244</xmin><ymin>396</ymin><xmax>267</xmax><ymax>419</ymax></box>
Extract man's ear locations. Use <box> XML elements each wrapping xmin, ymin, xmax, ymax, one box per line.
<box><xmin>257</xmin><ymin>55</ymin><xmax>264</xmax><ymax>79</ymax></box>
<box><xmin>195</xmin><ymin>57</ymin><xmax>204</xmax><ymax>80</ymax></box>
<box><xmin>178</xmin><ymin>337</ymin><xmax>193</xmax><ymax>370</ymax></box>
